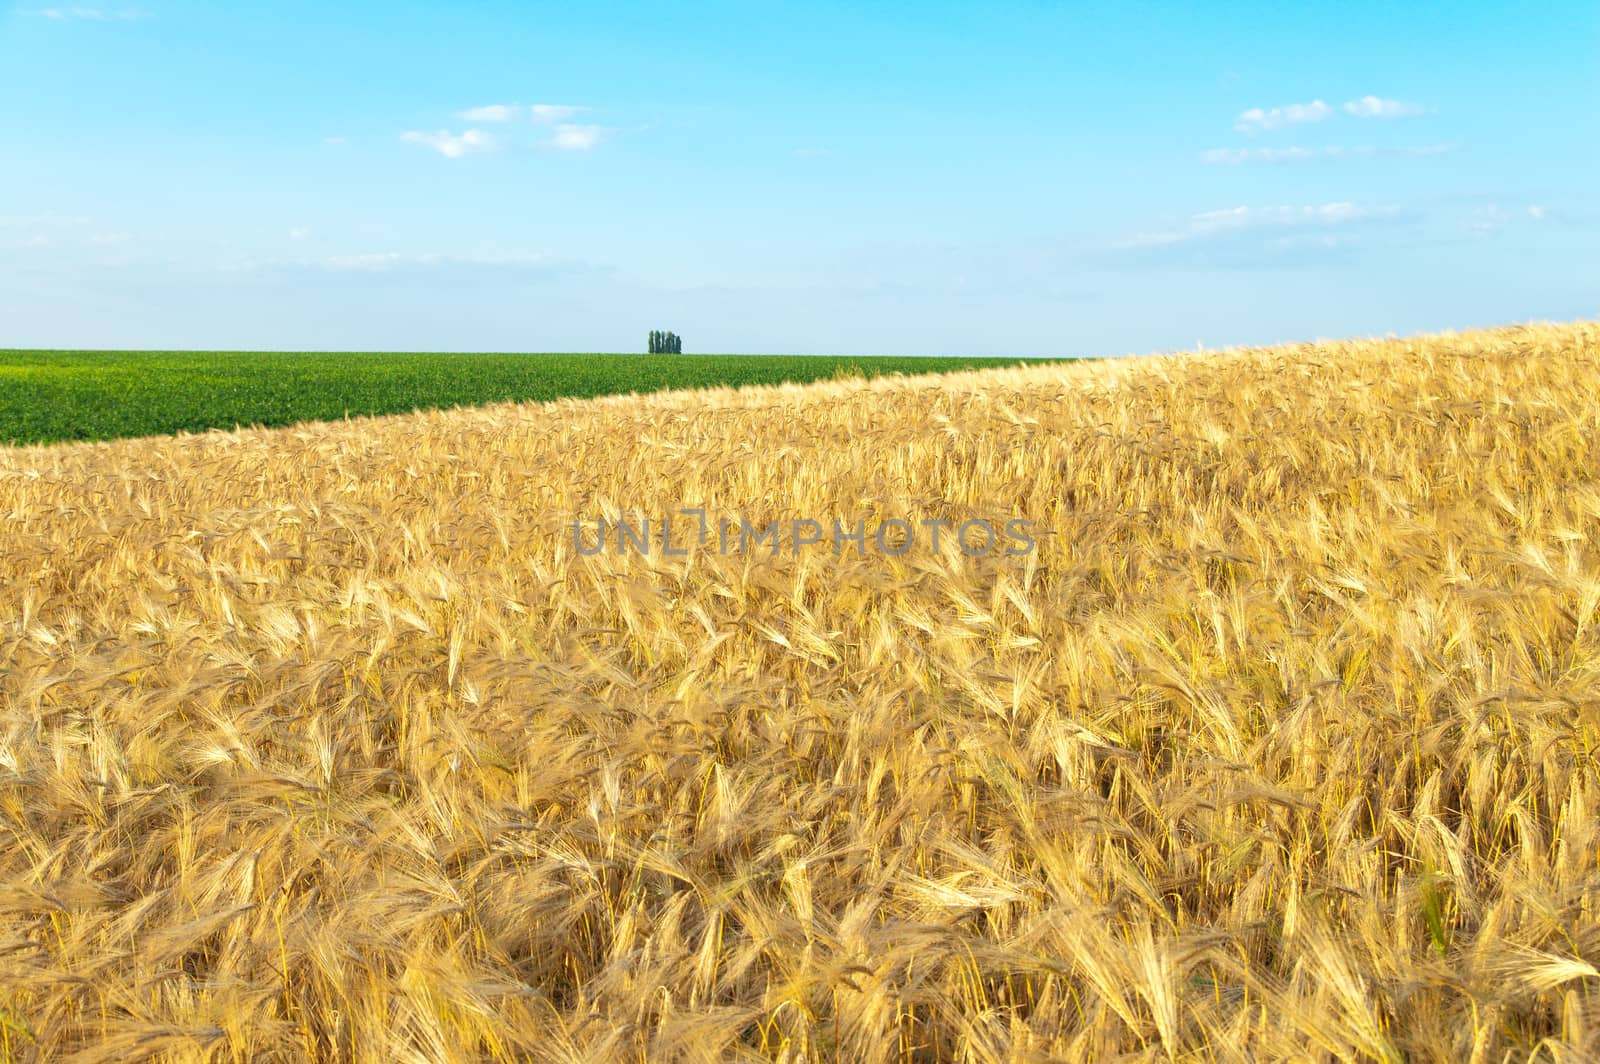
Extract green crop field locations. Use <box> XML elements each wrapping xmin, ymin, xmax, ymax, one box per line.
<box><xmin>0</xmin><ymin>349</ymin><xmax>1067</xmax><ymax>447</ymax></box>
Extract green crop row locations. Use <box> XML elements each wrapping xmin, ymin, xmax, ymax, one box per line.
<box><xmin>0</xmin><ymin>350</ymin><xmax>1070</xmax><ymax>447</ymax></box>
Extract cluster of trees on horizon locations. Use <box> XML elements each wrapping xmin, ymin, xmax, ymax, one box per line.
<box><xmin>648</xmin><ymin>331</ymin><xmax>682</xmax><ymax>355</ymax></box>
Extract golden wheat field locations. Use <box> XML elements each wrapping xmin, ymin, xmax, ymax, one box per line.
<box><xmin>2</xmin><ymin>323</ymin><xmax>1599</xmax><ymax>1062</ymax></box>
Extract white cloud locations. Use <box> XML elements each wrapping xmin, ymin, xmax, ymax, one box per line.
<box><xmin>531</xmin><ymin>104</ymin><xmax>583</xmax><ymax>124</ymax></box>
<box><xmin>324</xmin><ymin>252</ymin><xmax>406</xmax><ymax>271</ymax></box>
<box><xmin>1188</xmin><ymin>202</ymin><xmax>1379</xmax><ymax>232</ymax></box>
<box><xmin>289</xmin><ymin>227</ymin><xmax>312</xmax><ymax>240</ymax></box>
<box><xmin>321</xmin><ymin>251</ymin><xmax>548</xmax><ymax>272</ymax></box>
<box><xmin>1233</xmin><ymin>99</ymin><xmax>1333</xmax><ymax>133</ymax></box>
<box><xmin>401</xmin><ymin>105</ymin><xmax>606</xmax><ymax>155</ymax></box>
<box><xmin>1200</xmin><ymin>143</ymin><xmax>1456</xmax><ymax>165</ymax></box>
<box><xmin>23</xmin><ymin>6</ymin><xmax>146</xmax><ymax>19</ymax></box>
<box><xmin>0</xmin><ymin>213</ymin><xmax>92</xmax><ymax>227</ymax></box>
<box><xmin>459</xmin><ymin>104</ymin><xmax>520</xmax><ymax>123</ymax></box>
<box><xmin>1343</xmin><ymin>95</ymin><xmax>1426</xmax><ymax>119</ymax></box>
<box><xmin>1467</xmin><ymin>204</ymin><xmax>1549</xmax><ymax>235</ymax></box>
<box><xmin>1231</xmin><ymin>96</ymin><xmax>1431</xmax><ymax>134</ymax></box>
<box><xmin>2</xmin><ymin>214</ymin><xmax>132</xmax><ymax>250</ymax></box>
<box><xmin>545</xmin><ymin>123</ymin><xmax>603</xmax><ymax>151</ymax></box>
<box><xmin>1200</xmin><ymin>146</ymin><xmax>1323</xmax><ymax>165</ymax></box>
<box><xmin>400</xmin><ymin>128</ymin><xmax>495</xmax><ymax>158</ymax></box>
<box><xmin>1263</xmin><ymin>233</ymin><xmax>1357</xmax><ymax>253</ymax></box>
<box><xmin>1121</xmin><ymin>202</ymin><xmax>1401</xmax><ymax>248</ymax></box>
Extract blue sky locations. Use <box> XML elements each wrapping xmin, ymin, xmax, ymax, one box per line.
<box><xmin>2</xmin><ymin>1</ymin><xmax>1596</xmax><ymax>355</ymax></box>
